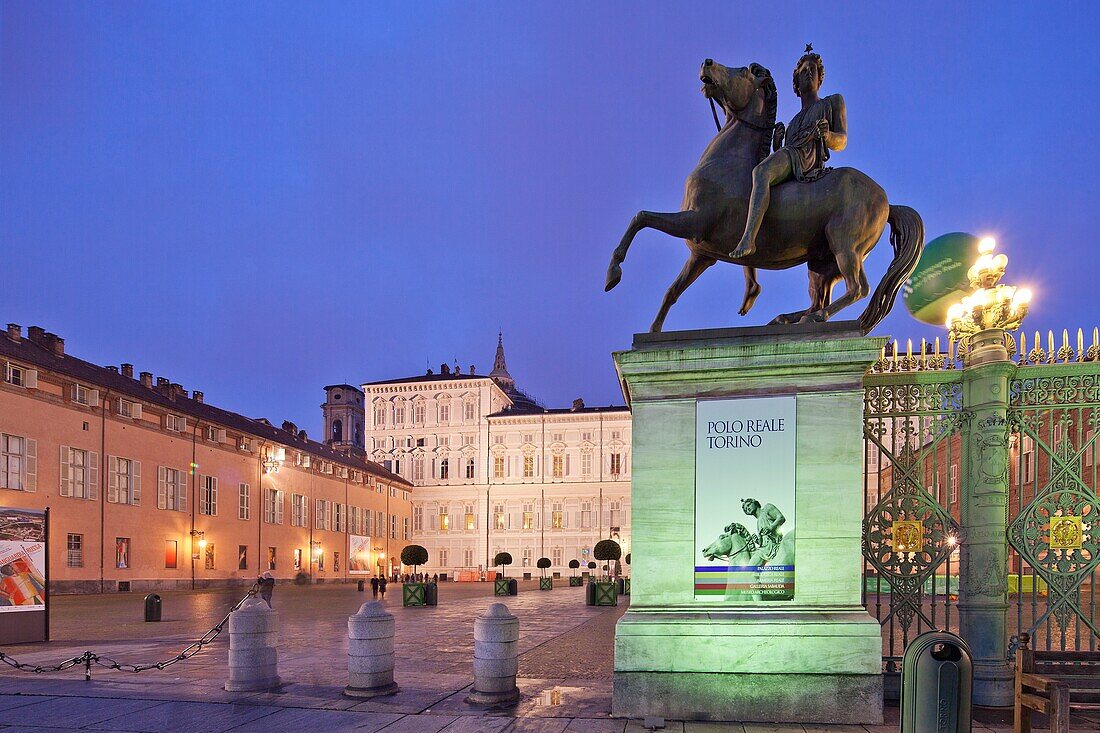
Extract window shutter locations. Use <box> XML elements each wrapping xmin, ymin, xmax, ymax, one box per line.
<box><xmin>316</xmin><ymin>500</ymin><xmax>323</xmax><ymax>530</ymax></box>
<box><xmin>217</xmin><ymin>429</ymin><xmax>227</xmax><ymax>443</ymax></box>
<box><xmin>87</xmin><ymin>451</ymin><xmax>99</xmax><ymax>500</ymax></box>
<box><xmin>574</xmin><ymin>511</ymin><xmax>581</xmax><ymax>527</ymax></box>
<box><xmin>430</xmin><ymin>513</ymin><xmax>437</xmax><ymax>530</ymax></box>
<box><xmin>70</xmin><ymin>384</ymin><xmax>77</xmax><ymax>401</ymax></box>
<box><xmin>132</xmin><ymin>461</ymin><xmax>141</xmax><ymax>505</ymax></box>
<box><xmin>178</xmin><ymin>473</ymin><xmax>187</xmax><ymax>513</ymax></box>
<box><xmin>60</xmin><ymin>446</ymin><xmax>72</xmax><ymax>497</ymax></box>
<box><xmin>24</xmin><ymin>439</ymin><xmax>37</xmax><ymax>492</ymax></box>
<box><xmin>133</xmin><ymin>403</ymin><xmax>142</xmax><ymax>420</ymax></box>
<box><xmin>327</xmin><ymin>502</ymin><xmax>334</xmax><ymax>530</ymax></box>
<box><xmin>565</xmin><ymin>454</ymin><xmax>570</xmax><ymax>476</ymax></box>
<box><xmin>561</xmin><ymin>510</ymin><xmax>567</xmax><ymax>528</ymax></box>
<box><xmin>108</xmin><ymin>456</ymin><xmax>119</xmax><ymax>503</ymax></box>
<box><xmin>89</xmin><ymin>390</ymin><xmax>100</xmax><ymax>408</ymax></box>
<box><xmin>158</xmin><ymin>467</ymin><xmax>167</xmax><ymax>509</ymax></box>
<box><xmin>198</xmin><ymin>474</ymin><xmax>206</xmax><ymax>514</ymax></box>
<box><xmin>116</xmin><ymin>397</ymin><xmax>124</xmax><ymax>413</ymax></box>
<box><xmin>25</xmin><ymin>370</ymin><xmax>37</xmax><ymax>389</ymax></box>
<box><xmin>276</xmin><ymin>491</ymin><xmax>284</xmax><ymax>524</ymax></box>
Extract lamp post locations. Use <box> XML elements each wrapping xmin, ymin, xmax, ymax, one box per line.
<box><xmin>947</xmin><ymin>236</ymin><xmax>1032</xmax><ymax>707</ymax></box>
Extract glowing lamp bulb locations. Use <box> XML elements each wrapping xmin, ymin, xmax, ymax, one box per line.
<box><xmin>198</xmin><ymin>539</ymin><xmax>207</xmax><ymax>549</ymax></box>
<box><xmin>1014</xmin><ymin>288</ymin><xmax>1032</xmax><ymax>305</ymax></box>
<box><xmin>978</xmin><ymin>237</ymin><xmax>996</xmax><ymax>254</ymax></box>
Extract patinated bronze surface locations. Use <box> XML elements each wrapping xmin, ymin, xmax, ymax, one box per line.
<box><xmin>605</xmin><ymin>52</ymin><xmax>924</xmax><ymax>334</ymax></box>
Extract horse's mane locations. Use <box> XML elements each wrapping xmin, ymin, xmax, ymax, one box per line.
<box><xmin>749</xmin><ymin>63</ymin><xmax>777</xmax><ymax>162</ymax></box>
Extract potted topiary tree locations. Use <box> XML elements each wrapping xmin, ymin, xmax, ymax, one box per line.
<box><xmin>400</xmin><ymin>545</ymin><xmax>430</xmax><ymax>606</ymax></box>
<box><xmin>493</xmin><ymin>552</ymin><xmax>515</xmax><ymax>596</ymax></box>
<box><xmin>537</xmin><ymin>557</ymin><xmax>552</xmax><ymax>590</ymax></box>
<box><xmin>568</xmin><ymin>559</ymin><xmax>583</xmax><ymax>586</ymax></box>
<box><xmin>591</xmin><ymin>539</ymin><xmax>621</xmax><ymax>606</ymax></box>
<box><xmin>622</xmin><ymin>552</ymin><xmax>631</xmax><ymax>596</ymax></box>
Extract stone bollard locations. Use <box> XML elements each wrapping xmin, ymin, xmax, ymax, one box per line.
<box><xmin>224</xmin><ymin>597</ymin><xmax>281</xmax><ymax>692</ymax></box>
<box><xmin>344</xmin><ymin>601</ymin><xmax>399</xmax><ymax>698</ymax></box>
<box><xmin>466</xmin><ymin>602</ymin><xmax>520</xmax><ymax>706</ymax></box>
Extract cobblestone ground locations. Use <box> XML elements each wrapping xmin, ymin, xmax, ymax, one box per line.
<box><xmin>0</xmin><ymin>581</ymin><xmax>1095</xmax><ymax>731</ymax></box>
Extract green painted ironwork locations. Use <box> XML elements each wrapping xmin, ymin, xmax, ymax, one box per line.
<box><xmin>569</xmin><ymin>576</ymin><xmax>583</xmax><ymax>587</ymax></box>
<box><xmin>493</xmin><ymin>578</ymin><xmax>511</xmax><ymax>596</ymax></box>
<box><xmin>539</xmin><ymin>577</ymin><xmax>553</xmax><ymax>590</ymax></box>
<box><xmin>402</xmin><ymin>582</ymin><xmax>426</xmax><ymax>607</ymax></box>
<box><xmin>1007</xmin><ymin>363</ymin><xmax>1100</xmax><ymax>655</ymax></box>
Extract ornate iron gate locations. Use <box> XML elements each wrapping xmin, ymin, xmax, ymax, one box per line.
<box><xmin>862</xmin><ymin>329</ymin><xmax>1100</xmax><ymax>696</ymax></box>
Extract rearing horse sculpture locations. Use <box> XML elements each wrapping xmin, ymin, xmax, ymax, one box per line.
<box><xmin>605</xmin><ymin>59</ymin><xmax>924</xmax><ymax>333</ymax></box>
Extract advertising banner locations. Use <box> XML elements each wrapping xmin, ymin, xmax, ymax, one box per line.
<box><xmin>0</xmin><ymin>507</ymin><xmax>47</xmax><ymax>612</ymax></box>
<box><xmin>695</xmin><ymin>396</ymin><xmax>796</xmax><ymax>601</ymax></box>
<box><xmin>349</xmin><ymin>535</ymin><xmax>373</xmax><ymax>575</ymax></box>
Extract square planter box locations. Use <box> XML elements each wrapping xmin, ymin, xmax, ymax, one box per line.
<box><xmin>569</xmin><ymin>576</ymin><xmax>583</xmax><ymax>587</ymax></box>
<box><xmin>403</xmin><ymin>582</ymin><xmax>427</xmax><ymax>607</ymax></box>
<box><xmin>539</xmin><ymin>577</ymin><xmax>553</xmax><ymax>590</ymax></box>
<box><xmin>593</xmin><ymin>581</ymin><xmax>618</xmax><ymax>606</ymax></box>
<box><xmin>494</xmin><ymin>578</ymin><xmax>516</xmax><ymax>596</ymax></box>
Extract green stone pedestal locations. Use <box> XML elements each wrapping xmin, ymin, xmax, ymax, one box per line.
<box><xmin>612</xmin><ymin>323</ymin><xmax>884</xmax><ymax>725</ymax></box>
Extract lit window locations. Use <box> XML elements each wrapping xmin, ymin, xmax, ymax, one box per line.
<box><xmin>440</xmin><ymin>510</ymin><xmax>450</xmax><ymax>531</ymax></box>
<box><xmin>466</xmin><ymin>512</ymin><xmax>476</xmax><ymax>530</ymax></box>
<box><xmin>493</xmin><ymin>455</ymin><xmax>505</xmax><ymax>478</ymax></box>
<box><xmin>523</xmin><ymin>455</ymin><xmax>534</xmax><ymax>478</ymax></box>
<box><xmin>552</xmin><ymin>455</ymin><xmax>563</xmax><ymax>479</ymax></box>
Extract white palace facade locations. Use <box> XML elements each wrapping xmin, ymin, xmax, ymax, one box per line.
<box><xmin>348</xmin><ymin>336</ymin><xmax>632</xmax><ymax>579</ymax></box>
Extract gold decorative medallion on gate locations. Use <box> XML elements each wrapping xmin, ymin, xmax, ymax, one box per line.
<box><xmin>1048</xmin><ymin>515</ymin><xmax>1083</xmax><ymax>550</ymax></box>
<box><xmin>892</xmin><ymin>520</ymin><xmax>924</xmax><ymax>553</ymax></box>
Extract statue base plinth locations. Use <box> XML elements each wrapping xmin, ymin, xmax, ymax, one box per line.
<box><xmin>612</xmin><ymin>325</ymin><xmax>884</xmax><ymax>724</ymax></box>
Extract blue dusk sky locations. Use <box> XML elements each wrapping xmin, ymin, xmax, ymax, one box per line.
<box><xmin>3</xmin><ymin>2</ymin><xmax>1098</xmax><ymax>434</ymax></box>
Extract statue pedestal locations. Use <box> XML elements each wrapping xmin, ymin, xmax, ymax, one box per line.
<box><xmin>612</xmin><ymin>322</ymin><xmax>884</xmax><ymax>725</ymax></box>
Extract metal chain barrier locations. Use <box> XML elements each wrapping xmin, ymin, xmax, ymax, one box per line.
<box><xmin>0</xmin><ymin>580</ymin><xmax>263</xmax><ymax>681</ymax></box>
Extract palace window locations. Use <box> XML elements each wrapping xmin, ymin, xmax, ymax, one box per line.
<box><xmin>439</xmin><ymin>548</ymin><xmax>448</xmax><ymax>567</ymax></box>
<box><xmin>291</xmin><ymin>493</ymin><xmax>307</xmax><ymax>527</ymax></box>
<box><xmin>466</xmin><ymin>458</ymin><xmax>476</xmax><ymax>479</ymax></box>
<box><xmin>108</xmin><ymin>457</ymin><xmax>141</xmax><ymax>505</ymax></box>
<box><xmin>67</xmin><ymin>534</ymin><xmax>84</xmax><ymax>568</ymax></box>
<box><xmin>581</xmin><ymin>451</ymin><xmax>592</xmax><ymax>476</ymax></box>
<box><xmin>1021</xmin><ymin>435</ymin><xmax>1035</xmax><ymax>484</ymax></box>
<box><xmin>157</xmin><ymin>466</ymin><xmax>185</xmax><ymax>511</ymax></box>
<box><xmin>199</xmin><ymin>475</ymin><xmax>218</xmax><ymax>516</ymax></box>
<box><xmin>238</xmin><ymin>483</ymin><xmax>250</xmax><ymax>520</ymax></box>
<box><xmin>412</xmin><ymin>457</ymin><xmax>424</xmax><ymax>482</ymax></box>
<box><xmin>552</xmin><ymin>455</ymin><xmax>563</xmax><ymax>479</ymax></box>
<box><xmin>439</xmin><ymin>508</ymin><xmax>450</xmax><ymax>531</ymax></box>
<box><xmin>610</xmin><ymin>499</ymin><xmax>621</xmax><ymax>527</ymax></box>
<box><xmin>523</xmin><ymin>433</ymin><xmax>534</xmax><ymax>445</ymax></box>
<box><xmin>334</xmin><ymin>503</ymin><xmax>346</xmax><ymax>533</ymax></box>
<box><xmin>552</xmin><ymin>502</ymin><xmax>564</xmax><ymax>529</ymax></box>
<box><xmin>413</xmin><ymin>402</ymin><xmax>425</xmax><ymax>425</ymax></box>
<box><xmin>61</xmin><ymin>447</ymin><xmax>97</xmax><ymax>500</ymax></box>
<box><xmin>464</xmin><ymin>401</ymin><xmax>476</xmax><ymax>421</ymax></box>
<box><xmin>522</xmin><ymin>502</ymin><xmax>535</xmax><ymax>530</ymax></box>
<box><xmin>403</xmin><ymin>517</ymin><xmax>410</xmax><ymax>540</ymax></box>
<box><xmin>439</xmin><ymin>402</ymin><xmax>450</xmax><ymax>423</ymax></box>
<box><xmin>464</xmin><ymin>548</ymin><xmax>474</xmax><ymax>567</ymax></box>
<box><xmin>523</xmin><ymin>455</ymin><xmax>534</xmax><ymax>478</ymax></box>
<box><xmin>394</xmin><ymin>402</ymin><xmax>406</xmax><ymax>425</ymax></box>
<box><xmin>552</xmin><ymin>547</ymin><xmax>562</xmax><ymax>566</ymax></box>
<box><xmin>610</xmin><ymin>453</ymin><xmax>622</xmax><ymax>476</ymax></box>
<box><xmin>413</xmin><ymin>505</ymin><xmax>423</xmax><ymax>532</ymax></box>
<box><xmin>264</xmin><ymin>488</ymin><xmax>284</xmax><ymax>524</ymax></box>
<box><xmin>440</xmin><ymin>458</ymin><xmax>449</xmax><ymax>480</ymax></box>
<box><xmin>522</xmin><ymin>548</ymin><xmax>532</xmax><ymax>567</ymax></box>
<box><xmin>1</xmin><ymin>433</ymin><xmax>35</xmax><ymax>492</ymax></box>
<box><xmin>494</xmin><ymin>504</ymin><xmax>506</xmax><ymax>530</ymax></box>
<box><xmin>493</xmin><ymin>455</ymin><xmax>505</xmax><ymax>478</ymax></box>
<box><xmin>581</xmin><ymin>501</ymin><xmax>593</xmax><ymax>529</ymax></box>
<box><xmin>374</xmin><ymin>403</ymin><xmax>387</xmax><ymax>427</ymax></box>
<box><xmin>466</xmin><ymin>504</ymin><xmax>476</xmax><ymax>530</ymax></box>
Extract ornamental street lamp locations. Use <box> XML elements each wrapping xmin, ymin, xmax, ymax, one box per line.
<box><xmin>946</xmin><ymin>237</ymin><xmax>1032</xmax><ymax>343</ymax></box>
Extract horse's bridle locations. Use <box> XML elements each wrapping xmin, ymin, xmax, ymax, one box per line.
<box><xmin>709</xmin><ymin>91</ymin><xmax>774</xmax><ymax>134</ymax></box>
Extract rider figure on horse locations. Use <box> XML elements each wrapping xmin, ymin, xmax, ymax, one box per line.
<box><xmin>741</xmin><ymin>497</ymin><xmax>786</xmax><ymax>561</ymax></box>
<box><xmin>728</xmin><ymin>45</ymin><xmax>848</xmax><ymax>260</ymax></box>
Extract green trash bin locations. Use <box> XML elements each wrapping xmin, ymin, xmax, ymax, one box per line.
<box><xmin>900</xmin><ymin>630</ymin><xmax>972</xmax><ymax>733</ymax></box>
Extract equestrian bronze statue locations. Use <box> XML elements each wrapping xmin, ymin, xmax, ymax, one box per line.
<box><xmin>605</xmin><ymin>49</ymin><xmax>924</xmax><ymax>333</ymax></box>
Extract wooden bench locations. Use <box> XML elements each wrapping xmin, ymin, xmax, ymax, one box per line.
<box><xmin>1015</xmin><ymin>632</ymin><xmax>1100</xmax><ymax>733</ymax></box>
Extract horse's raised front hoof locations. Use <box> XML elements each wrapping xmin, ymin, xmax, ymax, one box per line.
<box><xmin>605</xmin><ymin>263</ymin><xmax>622</xmax><ymax>292</ymax></box>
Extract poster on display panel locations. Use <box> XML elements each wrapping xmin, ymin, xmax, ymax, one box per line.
<box><xmin>694</xmin><ymin>396</ymin><xmax>796</xmax><ymax>602</ymax></box>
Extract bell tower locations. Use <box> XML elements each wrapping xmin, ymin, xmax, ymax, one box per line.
<box><xmin>322</xmin><ymin>384</ymin><xmax>366</xmax><ymax>454</ymax></box>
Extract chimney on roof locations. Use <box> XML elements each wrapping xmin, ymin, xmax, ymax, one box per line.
<box><xmin>156</xmin><ymin>377</ymin><xmax>169</xmax><ymax>388</ymax></box>
<box><xmin>121</xmin><ymin>363</ymin><xmax>134</xmax><ymax>378</ymax></box>
<box><xmin>6</xmin><ymin>324</ymin><xmax>20</xmax><ymax>342</ymax></box>
<box><xmin>27</xmin><ymin>326</ymin><xmax>45</xmax><ymax>344</ymax></box>
<box><xmin>282</xmin><ymin>420</ymin><xmax>298</xmax><ymax>435</ymax></box>
<box><xmin>440</xmin><ymin>363</ymin><xmax>450</xmax><ymax>375</ymax></box>
<box><xmin>454</xmin><ymin>364</ymin><xmax>461</xmax><ymax>375</ymax></box>
<box><xmin>106</xmin><ymin>366</ymin><xmax>119</xmax><ymax>373</ymax></box>
<box><xmin>297</xmin><ymin>429</ymin><xmax>308</xmax><ymax>441</ymax></box>
<box><xmin>193</xmin><ymin>390</ymin><xmax>204</xmax><ymax>403</ymax></box>
<box><xmin>140</xmin><ymin>371</ymin><xmax>153</xmax><ymax>388</ymax></box>
<box><xmin>170</xmin><ymin>383</ymin><xmax>185</xmax><ymax>400</ymax></box>
<box><xmin>571</xmin><ymin>398</ymin><xmax>585</xmax><ymax>412</ymax></box>
<box><xmin>426</xmin><ymin>368</ymin><xmax>433</xmax><ymax>375</ymax></box>
<box><xmin>470</xmin><ymin>365</ymin><xmax>476</xmax><ymax>375</ymax></box>
<box><xmin>44</xmin><ymin>333</ymin><xmax>64</xmax><ymax>356</ymax></box>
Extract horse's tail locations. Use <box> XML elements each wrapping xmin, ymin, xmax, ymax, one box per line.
<box><xmin>857</xmin><ymin>204</ymin><xmax>924</xmax><ymax>334</ymax></box>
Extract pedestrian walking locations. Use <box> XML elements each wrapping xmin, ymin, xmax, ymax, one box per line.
<box><xmin>379</xmin><ymin>576</ymin><xmax>387</xmax><ymax>599</ymax></box>
<box><xmin>370</xmin><ymin>576</ymin><xmax>379</xmax><ymax>599</ymax></box>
